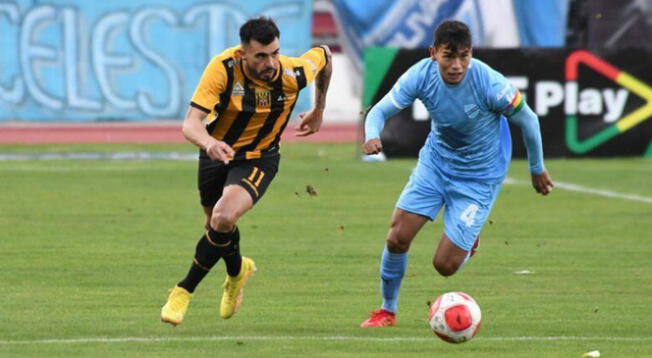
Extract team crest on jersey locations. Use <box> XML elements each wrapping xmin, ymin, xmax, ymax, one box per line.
<box><xmin>256</xmin><ymin>89</ymin><xmax>271</xmax><ymax>107</ymax></box>
<box><xmin>464</xmin><ymin>104</ymin><xmax>480</xmax><ymax>119</ymax></box>
<box><xmin>233</xmin><ymin>82</ymin><xmax>245</xmax><ymax>96</ymax></box>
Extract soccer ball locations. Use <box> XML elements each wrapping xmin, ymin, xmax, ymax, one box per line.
<box><xmin>428</xmin><ymin>291</ymin><xmax>482</xmax><ymax>343</ymax></box>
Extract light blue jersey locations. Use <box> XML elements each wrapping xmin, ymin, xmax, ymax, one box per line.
<box><xmin>365</xmin><ymin>57</ymin><xmax>545</xmax><ymax>250</ymax></box>
<box><xmin>366</xmin><ymin>58</ymin><xmax>544</xmax><ymax>181</ymax></box>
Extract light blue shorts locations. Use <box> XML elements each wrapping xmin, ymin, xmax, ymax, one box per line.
<box><xmin>396</xmin><ymin>162</ymin><xmax>502</xmax><ymax>251</ymax></box>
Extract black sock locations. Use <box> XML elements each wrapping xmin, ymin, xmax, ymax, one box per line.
<box><xmin>211</xmin><ymin>226</ymin><xmax>242</xmax><ymax>277</ymax></box>
<box><xmin>177</xmin><ymin>263</ymin><xmax>210</xmax><ymax>293</ymax></box>
<box><xmin>177</xmin><ymin>231</ymin><xmax>223</xmax><ymax>293</ymax></box>
<box><xmin>224</xmin><ymin>229</ymin><xmax>242</xmax><ymax>277</ymax></box>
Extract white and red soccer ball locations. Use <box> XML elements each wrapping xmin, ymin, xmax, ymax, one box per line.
<box><xmin>428</xmin><ymin>291</ymin><xmax>482</xmax><ymax>343</ymax></box>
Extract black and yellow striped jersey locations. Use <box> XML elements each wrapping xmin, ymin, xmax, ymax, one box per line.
<box><xmin>190</xmin><ymin>45</ymin><xmax>328</xmax><ymax>160</ymax></box>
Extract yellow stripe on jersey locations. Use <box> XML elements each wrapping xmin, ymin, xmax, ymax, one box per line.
<box><xmin>208</xmin><ymin>66</ymin><xmax>245</xmax><ymax>142</ymax></box>
<box><xmin>190</xmin><ymin>46</ymin><xmax>238</xmax><ymax>114</ymax></box>
<box><xmin>293</xmin><ymin>46</ymin><xmax>328</xmax><ymax>84</ymax></box>
<box><xmin>190</xmin><ymin>46</ymin><xmax>328</xmax><ymax>159</ymax></box>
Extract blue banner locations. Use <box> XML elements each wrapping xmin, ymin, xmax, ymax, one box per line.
<box><xmin>512</xmin><ymin>0</ymin><xmax>568</xmax><ymax>47</ymax></box>
<box><xmin>333</xmin><ymin>0</ymin><xmax>466</xmax><ymax>64</ymax></box>
<box><xmin>332</xmin><ymin>0</ymin><xmax>568</xmax><ymax>71</ymax></box>
<box><xmin>0</xmin><ymin>0</ymin><xmax>312</xmax><ymax>121</ymax></box>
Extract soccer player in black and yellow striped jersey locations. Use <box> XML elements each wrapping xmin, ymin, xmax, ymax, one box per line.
<box><xmin>161</xmin><ymin>17</ymin><xmax>332</xmax><ymax>326</ymax></box>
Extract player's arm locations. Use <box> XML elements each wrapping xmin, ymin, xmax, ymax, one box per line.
<box><xmin>362</xmin><ymin>95</ymin><xmax>402</xmax><ymax>154</ymax></box>
<box><xmin>487</xmin><ymin>66</ymin><xmax>553</xmax><ymax>195</ymax></box>
<box><xmin>182</xmin><ymin>107</ymin><xmax>234</xmax><ymax>164</ymax></box>
<box><xmin>504</xmin><ymin>92</ymin><xmax>554</xmax><ymax>195</ymax></box>
<box><xmin>296</xmin><ymin>45</ymin><xmax>333</xmax><ymax>136</ymax></box>
<box><xmin>183</xmin><ymin>56</ymin><xmax>235</xmax><ymax>164</ymax></box>
<box><xmin>363</xmin><ymin>63</ymin><xmax>422</xmax><ymax>154</ymax></box>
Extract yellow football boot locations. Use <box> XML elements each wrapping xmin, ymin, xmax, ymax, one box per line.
<box><xmin>161</xmin><ymin>286</ymin><xmax>192</xmax><ymax>326</ymax></box>
<box><xmin>220</xmin><ymin>257</ymin><xmax>256</xmax><ymax>319</ymax></box>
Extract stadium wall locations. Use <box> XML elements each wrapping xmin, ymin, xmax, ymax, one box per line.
<box><xmin>0</xmin><ymin>0</ymin><xmax>314</xmax><ymax>122</ymax></box>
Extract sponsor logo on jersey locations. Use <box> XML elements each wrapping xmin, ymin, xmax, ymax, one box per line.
<box><xmin>233</xmin><ymin>82</ymin><xmax>245</xmax><ymax>96</ymax></box>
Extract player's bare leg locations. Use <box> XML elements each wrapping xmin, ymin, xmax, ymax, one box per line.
<box><xmin>470</xmin><ymin>235</ymin><xmax>480</xmax><ymax>258</ymax></box>
<box><xmin>386</xmin><ymin>209</ymin><xmax>428</xmax><ymax>253</ymax></box>
<box><xmin>210</xmin><ymin>184</ymin><xmax>252</xmax><ymax>232</ymax></box>
<box><xmin>361</xmin><ymin>209</ymin><xmax>428</xmax><ymax>327</ymax></box>
<box><xmin>432</xmin><ymin>233</ymin><xmax>468</xmax><ymax>276</ymax></box>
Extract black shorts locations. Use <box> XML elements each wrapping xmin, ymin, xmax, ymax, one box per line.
<box><xmin>197</xmin><ymin>150</ymin><xmax>280</xmax><ymax>207</ymax></box>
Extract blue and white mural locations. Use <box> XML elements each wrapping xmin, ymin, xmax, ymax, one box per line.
<box><xmin>0</xmin><ymin>0</ymin><xmax>312</xmax><ymax>121</ymax></box>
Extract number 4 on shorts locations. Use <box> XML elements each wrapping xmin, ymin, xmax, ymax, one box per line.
<box><xmin>460</xmin><ymin>203</ymin><xmax>479</xmax><ymax>227</ymax></box>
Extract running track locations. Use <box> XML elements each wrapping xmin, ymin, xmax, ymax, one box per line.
<box><xmin>0</xmin><ymin>122</ymin><xmax>359</xmax><ymax>144</ymax></box>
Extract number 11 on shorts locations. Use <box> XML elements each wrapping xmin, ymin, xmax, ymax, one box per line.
<box><xmin>248</xmin><ymin>167</ymin><xmax>265</xmax><ymax>187</ymax></box>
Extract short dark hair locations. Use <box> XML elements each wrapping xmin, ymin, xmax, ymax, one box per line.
<box><xmin>433</xmin><ymin>20</ymin><xmax>472</xmax><ymax>52</ymax></box>
<box><xmin>240</xmin><ymin>17</ymin><xmax>280</xmax><ymax>45</ymax></box>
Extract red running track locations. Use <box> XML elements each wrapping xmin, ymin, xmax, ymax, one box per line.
<box><xmin>0</xmin><ymin>122</ymin><xmax>360</xmax><ymax>144</ymax></box>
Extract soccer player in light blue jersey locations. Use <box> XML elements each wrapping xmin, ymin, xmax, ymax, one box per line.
<box><xmin>360</xmin><ymin>20</ymin><xmax>554</xmax><ymax>327</ymax></box>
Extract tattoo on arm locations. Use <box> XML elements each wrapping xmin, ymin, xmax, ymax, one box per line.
<box><xmin>314</xmin><ymin>46</ymin><xmax>332</xmax><ymax>110</ymax></box>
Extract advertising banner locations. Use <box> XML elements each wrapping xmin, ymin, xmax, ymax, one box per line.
<box><xmin>0</xmin><ymin>0</ymin><xmax>312</xmax><ymax>121</ymax></box>
<box><xmin>364</xmin><ymin>47</ymin><xmax>652</xmax><ymax>157</ymax></box>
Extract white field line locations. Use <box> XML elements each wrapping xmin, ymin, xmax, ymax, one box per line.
<box><xmin>0</xmin><ymin>335</ymin><xmax>650</xmax><ymax>345</ymax></box>
<box><xmin>505</xmin><ymin>177</ymin><xmax>652</xmax><ymax>204</ymax></box>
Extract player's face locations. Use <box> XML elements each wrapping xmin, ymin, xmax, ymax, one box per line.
<box><xmin>431</xmin><ymin>44</ymin><xmax>472</xmax><ymax>84</ymax></box>
<box><xmin>240</xmin><ymin>38</ymin><xmax>280</xmax><ymax>82</ymax></box>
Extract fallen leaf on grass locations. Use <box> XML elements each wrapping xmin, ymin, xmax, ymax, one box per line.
<box><xmin>306</xmin><ymin>185</ymin><xmax>318</xmax><ymax>196</ymax></box>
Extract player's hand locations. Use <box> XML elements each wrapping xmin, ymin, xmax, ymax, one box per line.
<box><xmin>294</xmin><ymin>109</ymin><xmax>323</xmax><ymax>137</ymax></box>
<box><xmin>362</xmin><ymin>138</ymin><xmax>383</xmax><ymax>155</ymax></box>
<box><xmin>204</xmin><ymin>139</ymin><xmax>235</xmax><ymax>164</ymax></box>
<box><xmin>531</xmin><ymin>170</ymin><xmax>554</xmax><ymax>195</ymax></box>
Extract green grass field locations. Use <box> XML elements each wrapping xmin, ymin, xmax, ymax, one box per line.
<box><xmin>1</xmin><ymin>143</ymin><xmax>651</xmax><ymax>357</ymax></box>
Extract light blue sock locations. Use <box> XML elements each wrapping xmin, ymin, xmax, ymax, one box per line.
<box><xmin>380</xmin><ymin>246</ymin><xmax>408</xmax><ymax>314</ymax></box>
